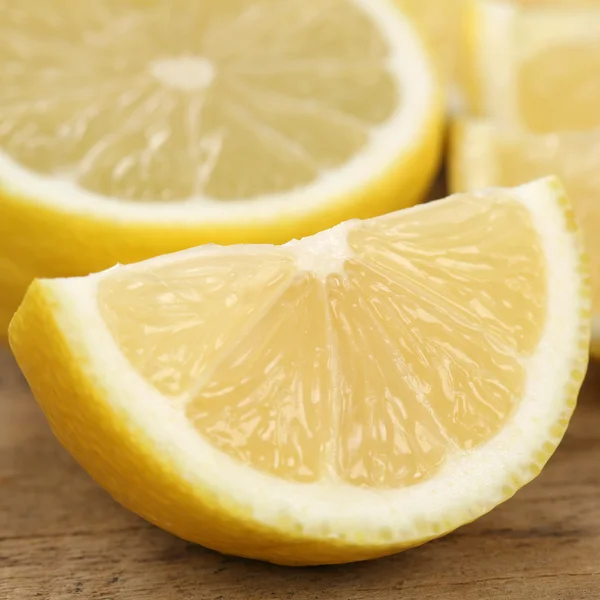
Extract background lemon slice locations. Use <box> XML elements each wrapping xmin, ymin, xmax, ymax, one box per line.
<box><xmin>451</xmin><ymin>119</ymin><xmax>600</xmax><ymax>355</ymax></box>
<box><xmin>400</xmin><ymin>0</ymin><xmax>465</xmax><ymax>102</ymax></box>
<box><xmin>9</xmin><ymin>177</ymin><xmax>590</xmax><ymax>565</ymax></box>
<box><xmin>0</xmin><ymin>0</ymin><xmax>442</xmax><ymax>339</ymax></box>
<box><xmin>463</xmin><ymin>0</ymin><xmax>600</xmax><ymax>131</ymax></box>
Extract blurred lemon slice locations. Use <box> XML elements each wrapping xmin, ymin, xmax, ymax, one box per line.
<box><xmin>451</xmin><ymin>119</ymin><xmax>600</xmax><ymax>354</ymax></box>
<box><xmin>464</xmin><ymin>0</ymin><xmax>600</xmax><ymax>132</ymax></box>
<box><xmin>9</xmin><ymin>177</ymin><xmax>589</xmax><ymax>565</ymax></box>
<box><xmin>0</xmin><ymin>0</ymin><xmax>442</xmax><ymax>339</ymax></box>
<box><xmin>400</xmin><ymin>0</ymin><xmax>465</xmax><ymax>101</ymax></box>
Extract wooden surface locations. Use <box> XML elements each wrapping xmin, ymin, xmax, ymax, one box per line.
<box><xmin>1</xmin><ymin>347</ymin><xmax>600</xmax><ymax>600</ymax></box>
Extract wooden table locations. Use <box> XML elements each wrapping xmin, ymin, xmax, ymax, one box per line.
<box><xmin>1</xmin><ymin>346</ymin><xmax>599</xmax><ymax>600</ymax></box>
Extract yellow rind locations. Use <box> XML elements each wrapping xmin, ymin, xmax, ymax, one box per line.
<box><xmin>8</xmin><ymin>179</ymin><xmax>590</xmax><ymax>566</ymax></box>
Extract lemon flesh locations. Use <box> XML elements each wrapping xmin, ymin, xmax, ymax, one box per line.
<box><xmin>0</xmin><ymin>0</ymin><xmax>399</xmax><ymax>202</ymax></box>
<box><xmin>99</xmin><ymin>196</ymin><xmax>546</xmax><ymax>487</ymax></box>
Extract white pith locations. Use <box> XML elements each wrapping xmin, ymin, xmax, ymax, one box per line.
<box><xmin>149</xmin><ymin>56</ymin><xmax>216</xmax><ymax>92</ymax></box>
<box><xmin>286</xmin><ymin>220</ymin><xmax>357</xmax><ymax>276</ymax></box>
<box><xmin>41</xmin><ymin>178</ymin><xmax>588</xmax><ymax>545</ymax></box>
<box><xmin>0</xmin><ymin>0</ymin><xmax>436</xmax><ymax>225</ymax></box>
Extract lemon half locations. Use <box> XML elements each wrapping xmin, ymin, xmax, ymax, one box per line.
<box><xmin>0</xmin><ymin>0</ymin><xmax>443</xmax><ymax>339</ymax></box>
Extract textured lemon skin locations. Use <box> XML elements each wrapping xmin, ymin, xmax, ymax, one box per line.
<box><xmin>9</xmin><ymin>244</ymin><xmax>590</xmax><ymax>566</ymax></box>
<box><xmin>0</xmin><ymin>97</ymin><xmax>443</xmax><ymax>342</ymax></box>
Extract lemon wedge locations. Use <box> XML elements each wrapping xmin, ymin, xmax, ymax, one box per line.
<box><xmin>451</xmin><ymin>119</ymin><xmax>600</xmax><ymax>355</ymax></box>
<box><xmin>0</xmin><ymin>0</ymin><xmax>442</xmax><ymax>339</ymax></box>
<box><xmin>9</xmin><ymin>177</ymin><xmax>590</xmax><ymax>565</ymax></box>
<box><xmin>463</xmin><ymin>0</ymin><xmax>600</xmax><ymax>132</ymax></box>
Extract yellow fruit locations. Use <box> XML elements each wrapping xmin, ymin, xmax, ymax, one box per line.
<box><xmin>9</xmin><ymin>177</ymin><xmax>590</xmax><ymax>565</ymax></box>
<box><xmin>450</xmin><ymin>119</ymin><xmax>600</xmax><ymax>355</ymax></box>
<box><xmin>0</xmin><ymin>0</ymin><xmax>443</xmax><ymax>340</ymax></box>
<box><xmin>463</xmin><ymin>0</ymin><xmax>600</xmax><ymax>132</ymax></box>
<box><xmin>400</xmin><ymin>0</ymin><xmax>465</xmax><ymax>100</ymax></box>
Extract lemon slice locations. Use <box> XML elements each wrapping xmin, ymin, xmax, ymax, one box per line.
<box><xmin>9</xmin><ymin>177</ymin><xmax>589</xmax><ymax>565</ymax></box>
<box><xmin>464</xmin><ymin>0</ymin><xmax>600</xmax><ymax>132</ymax></box>
<box><xmin>451</xmin><ymin>119</ymin><xmax>600</xmax><ymax>355</ymax></box>
<box><xmin>400</xmin><ymin>0</ymin><xmax>465</xmax><ymax>100</ymax></box>
<box><xmin>0</xmin><ymin>0</ymin><xmax>443</xmax><ymax>340</ymax></box>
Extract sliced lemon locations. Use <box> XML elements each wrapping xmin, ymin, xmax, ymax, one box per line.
<box><xmin>463</xmin><ymin>0</ymin><xmax>600</xmax><ymax>132</ymax></box>
<box><xmin>400</xmin><ymin>0</ymin><xmax>465</xmax><ymax>100</ymax></box>
<box><xmin>450</xmin><ymin>119</ymin><xmax>600</xmax><ymax>355</ymax></box>
<box><xmin>9</xmin><ymin>177</ymin><xmax>589</xmax><ymax>565</ymax></box>
<box><xmin>0</xmin><ymin>0</ymin><xmax>443</xmax><ymax>340</ymax></box>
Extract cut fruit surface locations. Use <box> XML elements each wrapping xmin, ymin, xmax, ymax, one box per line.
<box><xmin>450</xmin><ymin>119</ymin><xmax>600</xmax><ymax>355</ymax></box>
<box><xmin>0</xmin><ymin>0</ymin><xmax>442</xmax><ymax>339</ymax></box>
<box><xmin>400</xmin><ymin>0</ymin><xmax>465</xmax><ymax>101</ymax></box>
<box><xmin>464</xmin><ymin>0</ymin><xmax>600</xmax><ymax>132</ymax></box>
<box><xmin>9</xmin><ymin>178</ymin><xmax>589</xmax><ymax>565</ymax></box>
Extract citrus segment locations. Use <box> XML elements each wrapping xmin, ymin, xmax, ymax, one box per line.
<box><xmin>186</xmin><ymin>273</ymin><xmax>334</xmax><ymax>484</ymax></box>
<box><xmin>98</xmin><ymin>251</ymin><xmax>296</xmax><ymax>397</ymax></box>
<box><xmin>8</xmin><ymin>178</ymin><xmax>589</xmax><ymax>565</ymax></box>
